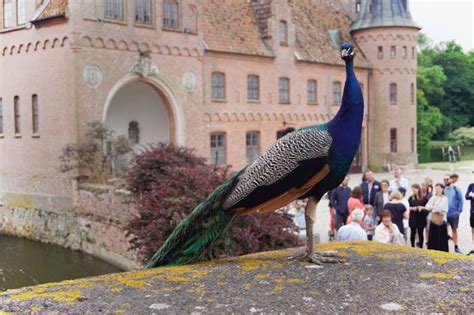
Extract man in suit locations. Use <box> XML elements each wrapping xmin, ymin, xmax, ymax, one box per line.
<box><xmin>361</xmin><ymin>170</ymin><xmax>381</xmax><ymax>206</ymax></box>
<box><xmin>373</xmin><ymin>179</ymin><xmax>390</xmax><ymax>223</ymax></box>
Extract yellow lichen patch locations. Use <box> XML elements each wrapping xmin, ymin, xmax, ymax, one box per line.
<box><xmin>315</xmin><ymin>241</ymin><xmax>474</xmax><ymax>264</ymax></box>
<box><xmin>450</xmin><ymin>299</ymin><xmax>462</xmax><ymax>306</ymax></box>
<box><xmin>77</xmin><ymin>283</ymin><xmax>93</xmax><ymax>289</ymax></box>
<box><xmin>110</xmin><ymin>287</ymin><xmax>122</xmax><ymax>293</ymax></box>
<box><xmin>273</xmin><ymin>283</ymin><xmax>285</xmax><ymax>293</ymax></box>
<box><xmin>187</xmin><ymin>287</ymin><xmax>205</xmax><ymax>295</ymax></box>
<box><xmin>238</xmin><ymin>258</ymin><xmax>270</xmax><ymax>271</ymax></box>
<box><xmin>0</xmin><ymin>312</ymin><xmax>10</xmax><ymax>315</ymax></box>
<box><xmin>459</xmin><ymin>287</ymin><xmax>470</xmax><ymax>293</ymax></box>
<box><xmin>286</xmin><ymin>278</ymin><xmax>304</xmax><ymax>283</ymax></box>
<box><xmin>255</xmin><ymin>274</ymin><xmax>269</xmax><ymax>279</ymax></box>
<box><xmin>115</xmin><ymin>310</ymin><xmax>125</xmax><ymax>315</ymax></box>
<box><xmin>243</xmin><ymin>283</ymin><xmax>252</xmax><ymax>289</ymax></box>
<box><xmin>10</xmin><ymin>288</ymin><xmax>83</xmax><ymax>304</ymax></box>
<box><xmin>31</xmin><ymin>306</ymin><xmax>41</xmax><ymax>312</ymax></box>
<box><xmin>419</xmin><ymin>272</ymin><xmax>454</xmax><ymax>279</ymax></box>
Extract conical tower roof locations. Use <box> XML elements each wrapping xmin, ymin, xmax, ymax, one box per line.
<box><xmin>350</xmin><ymin>0</ymin><xmax>420</xmax><ymax>32</ymax></box>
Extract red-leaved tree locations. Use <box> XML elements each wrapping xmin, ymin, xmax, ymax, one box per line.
<box><xmin>126</xmin><ymin>143</ymin><xmax>302</xmax><ymax>263</ymax></box>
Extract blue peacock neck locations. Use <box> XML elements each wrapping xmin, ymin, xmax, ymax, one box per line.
<box><xmin>327</xmin><ymin>58</ymin><xmax>364</xmax><ymax>161</ymax></box>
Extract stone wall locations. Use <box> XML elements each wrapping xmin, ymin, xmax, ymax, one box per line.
<box><xmin>0</xmin><ymin>183</ymin><xmax>141</xmax><ymax>271</ymax></box>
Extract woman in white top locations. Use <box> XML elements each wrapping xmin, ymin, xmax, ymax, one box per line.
<box><xmin>425</xmin><ymin>183</ymin><xmax>449</xmax><ymax>222</ymax></box>
<box><xmin>374</xmin><ymin>209</ymin><xmax>405</xmax><ymax>245</ymax></box>
<box><xmin>425</xmin><ymin>183</ymin><xmax>449</xmax><ymax>252</ymax></box>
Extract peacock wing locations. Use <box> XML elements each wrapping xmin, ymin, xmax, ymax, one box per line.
<box><xmin>222</xmin><ymin>127</ymin><xmax>332</xmax><ymax>214</ymax></box>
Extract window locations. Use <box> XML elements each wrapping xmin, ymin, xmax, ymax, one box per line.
<box><xmin>279</xmin><ymin>77</ymin><xmax>290</xmax><ymax>103</ymax></box>
<box><xmin>104</xmin><ymin>0</ymin><xmax>123</xmax><ymax>20</ymax></box>
<box><xmin>14</xmin><ymin>96</ymin><xmax>20</xmax><ymax>134</ymax></box>
<box><xmin>247</xmin><ymin>75</ymin><xmax>259</xmax><ymax>101</ymax></box>
<box><xmin>17</xmin><ymin>0</ymin><xmax>26</xmax><ymax>25</ymax></box>
<box><xmin>3</xmin><ymin>0</ymin><xmax>13</xmax><ymax>28</ymax></box>
<box><xmin>356</xmin><ymin>0</ymin><xmax>361</xmax><ymax>12</ymax></box>
<box><xmin>390</xmin><ymin>128</ymin><xmax>397</xmax><ymax>153</ymax></box>
<box><xmin>390</xmin><ymin>46</ymin><xmax>396</xmax><ymax>58</ymax></box>
<box><xmin>163</xmin><ymin>0</ymin><xmax>179</xmax><ymax>29</ymax></box>
<box><xmin>389</xmin><ymin>83</ymin><xmax>397</xmax><ymax>105</ymax></box>
<box><xmin>279</xmin><ymin>20</ymin><xmax>288</xmax><ymax>45</ymax></box>
<box><xmin>411</xmin><ymin>83</ymin><xmax>415</xmax><ymax>104</ymax></box>
<box><xmin>307</xmin><ymin>79</ymin><xmax>317</xmax><ymax>103</ymax></box>
<box><xmin>332</xmin><ymin>81</ymin><xmax>341</xmax><ymax>104</ymax></box>
<box><xmin>412</xmin><ymin>46</ymin><xmax>415</xmax><ymax>59</ymax></box>
<box><xmin>411</xmin><ymin>128</ymin><xmax>415</xmax><ymax>153</ymax></box>
<box><xmin>377</xmin><ymin>46</ymin><xmax>383</xmax><ymax>59</ymax></box>
<box><xmin>402</xmin><ymin>46</ymin><xmax>407</xmax><ymax>59</ymax></box>
<box><xmin>135</xmin><ymin>0</ymin><xmax>152</xmax><ymax>24</ymax></box>
<box><xmin>128</xmin><ymin>121</ymin><xmax>140</xmax><ymax>144</ymax></box>
<box><xmin>246</xmin><ymin>131</ymin><xmax>260</xmax><ymax>163</ymax></box>
<box><xmin>211</xmin><ymin>72</ymin><xmax>225</xmax><ymax>100</ymax></box>
<box><xmin>210</xmin><ymin>132</ymin><xmax>226</xmax><ymax>165</ymax></box>
<box><xmin>0</xmin><ymin>98</ymin><xmax>3</xmax><ymax>134</ymax></box>
<box><xmin>32</xmin><ymin>94</ymin><xmax>39</xmax><ymax>134</ymax></box>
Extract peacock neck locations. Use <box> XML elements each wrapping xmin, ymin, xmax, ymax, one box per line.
<box><xmin>327</xmin><ymin>58</ymin><xmax>364</xmax><ymax>159</ymax></box>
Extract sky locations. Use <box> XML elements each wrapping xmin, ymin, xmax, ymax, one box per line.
<box><xmin>409</xmin><ymin>0</ymin><xmax>474</xmax><ymax>51</ymax></box>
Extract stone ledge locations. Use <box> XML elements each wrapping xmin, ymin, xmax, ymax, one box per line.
<box><xmin>0</xmin><ymin>241</ymin><xmax>472</xmax><ymax>313</ymax></box>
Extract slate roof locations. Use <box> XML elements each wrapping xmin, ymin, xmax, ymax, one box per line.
<box><xmin>351</xmin><ymin>0</ymin><xmax>419</xmax><ymax>31</ymax></box>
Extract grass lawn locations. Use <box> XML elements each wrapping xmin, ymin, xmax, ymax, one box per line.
<box><xmin>418</xmin><ymin>160</ymin><xmax>474</xmax><ymax>172</ymax></box>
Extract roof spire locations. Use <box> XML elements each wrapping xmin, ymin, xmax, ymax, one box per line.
<box><xmin>351</xmin><ymin>0</ymin><xmax>419</xmax><ymax>32</ymax></box>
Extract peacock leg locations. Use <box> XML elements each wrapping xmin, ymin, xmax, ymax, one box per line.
<box><xmin>302</xmin><ymin>197</ymin><xmax>346</xmax><ymax>265</ymax></box>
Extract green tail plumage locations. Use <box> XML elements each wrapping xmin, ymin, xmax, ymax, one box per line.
<box><xmin>145</xmin><ymin>170</ymin><xmax>243</xmax><ymax>268</ymax></box>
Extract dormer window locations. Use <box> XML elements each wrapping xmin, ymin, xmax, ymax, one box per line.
<box><xmin>279</xmin><ymin>20</ymin><xmax>288</xmax><ymax>45</ymax></box>
<box><xmin>356</xmin><ymin>0</ymin><xmax>361</xmax><ymax>13</ymax></box>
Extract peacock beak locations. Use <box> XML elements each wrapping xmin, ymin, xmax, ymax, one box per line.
<box><xmin>341</xmin><ymin>47</ymin><xmax>354</xmax><ymax>58</ymax></box>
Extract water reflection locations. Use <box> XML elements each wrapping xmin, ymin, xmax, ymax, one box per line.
<box><xmin>0</xmin><ymin>235</ymin><xmax>123</xmax><ymax>291</ymax></box>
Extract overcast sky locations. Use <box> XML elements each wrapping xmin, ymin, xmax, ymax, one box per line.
<box><xmin>409</xmin><ymin>0</ymin><xmax>473</xmax><ymax>51</ymax></box>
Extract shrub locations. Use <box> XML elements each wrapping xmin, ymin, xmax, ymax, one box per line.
<box><xmin>59</xmin><ymin>121</ymin><xmax>132</xmax><ymax>183</ymax></box>
<box><xmin>126</xmin><ymin>143</ymin><xmax>302</xmax><ymax>263</ymax></box>
<box><xmin>450</xmin><ymin>127</ymin><xmax>474</xmax><ymax>146</ymax></box>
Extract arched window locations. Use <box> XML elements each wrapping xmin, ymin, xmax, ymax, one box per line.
<box><xmin>389</xmin><ymin>83</ymin><xmax>397</xmax><ymax>105</ymax></box>
<box><xmin>332</xmin><ymin>81</ymin><xmax>341</xmax><ymax>104</ymax></box>
<box><xmin>307</xmin><ymin>79</ymin><xmax>317</xmax><ymax>104</ymax></box>
<box><xmin>210</xmin><ymin>132</ymin><xmax>226</xmax><ymax>165</ymax></box>
<box><xmin>32</xmin><ymin>94</ymin><xmax>39</xmax><ymax>135</ymax></box>
<box><xmin>390</xmin><ymin>128</ymin><xmax>397</xmax><ymax>153</ymax></box>
<box><xmin>390</xmin><ymin>46</ymin><xmax>396</xmax><ymax>58</ymax></box>
<box><xmin>402</xmin><ymin>46</ymin><xmax>407</xmax><ymax>59</ymax></box>
<box><xmin>211</xmin><ymin>72</ymin><xmax>225</xmax><ymax>100</ymax></box>
<box><xmin>247</xmin><ymin>75</ymin><xmax>260</xmax><ymax>101</ymax></box>
<box><xmin>279</xmin><ymin>20</ymin><xmax>288</xmax><ymax>45</ymax></box>
<box><xmin>377</xmin><ymin>46</ymin><xmax>383</xmax><ymax>59</ymax></box>
<box><xmin>128</xmin><ymin>121</ymin><xmax>140</xmax><ymax>144</ymax></box>
<box><xmin>135</xmin><ymin>0</ymin><xmax>152</xmax><ymax>24</ymax></box>
<box><xmin>279</xmin><ymin>77</ymin><xmax>290</xmax><ymax>103</ymax></box>
<box><xmin>163</xmin><ymin>0</ymin><xmax>179</xmax><ymax>29</ymax></box>
<box><xmin>246</xmin><ymin>131</ymin><xmax>260</xmax><ymax>163</ymax></box>
<box><xmin>411</xmin><ymin>83</ymin><xmax>415</xmax><ymax>104</ymax></box>
<box><xmin>14</xmin><ymin>96</ymin><xmax>20</xmax><ymax>134</ymax></box>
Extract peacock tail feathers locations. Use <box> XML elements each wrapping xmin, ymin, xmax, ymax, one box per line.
<box><xmin>145</xmin><ymin>169</ymin><xmax>244</xmax><ymax>268</ymax></box>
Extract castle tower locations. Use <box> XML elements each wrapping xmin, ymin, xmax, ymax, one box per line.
<box><xmin>351</xmin><ymin>0</ymin><xmax>420</xmax><ymax>170</ymax></box>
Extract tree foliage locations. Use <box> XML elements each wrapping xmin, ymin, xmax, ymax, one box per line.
<box><xmin>451</xmin><ymin>127</ymin><xmax>474</xmax><ymax>146</ymax></box>
<box><xmin>417</xmin><ymin>35</ymin><xmax>474</xmax><ymax>143</ymax></box>
<box><xmin>126</xmin><ymin>143</ymin><xmax>302</xmax><ymax>263</ymax></box>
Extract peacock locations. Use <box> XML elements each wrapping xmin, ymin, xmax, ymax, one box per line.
<box><xmin>146</xmin><ymin>43</ymin><xmax>364</xmax><ymax>268</ymax></box>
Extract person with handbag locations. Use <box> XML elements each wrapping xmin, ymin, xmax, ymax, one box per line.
<box><xmin>425</xmin><ymin>183</ymin><xmax>449</xmax><ymax>252</ymax></box>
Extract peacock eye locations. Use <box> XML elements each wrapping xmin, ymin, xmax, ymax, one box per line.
<box><xmin>202</xmin><ymin>218</ymin><xmax>210</xmax><ymax>228</ymax></box>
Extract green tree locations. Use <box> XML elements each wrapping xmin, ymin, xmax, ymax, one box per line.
<box><xmin>417</xmin><ymin>89</ymin><xmax>443</xmax><ymax>148</ymax></box>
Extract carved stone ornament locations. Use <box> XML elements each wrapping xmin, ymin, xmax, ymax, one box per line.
<box><xmin>182</xmin><ymin>71</ymin><xmax>197</xmax><ymax>93</ymax></box>
<box><xmin>83</xmin><ymin>64</ymin><xmax>103</xmax><ymax>89</ymax></box>
<box><xmin>131</xmin><ymin>51</ymin><xmax>159</xmax><ymax>78</ymax></box>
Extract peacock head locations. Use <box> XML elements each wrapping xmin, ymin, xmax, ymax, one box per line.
<box><xmin>340</xmin><ymin>43</ymin><xmax>355</xmax><ymax>61</ymax></box>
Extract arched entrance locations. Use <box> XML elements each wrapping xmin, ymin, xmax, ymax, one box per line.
<box><xmin>103</xmin><ymin>74</ymin><xmax>185</xmax><ymax>147</ymax></box>
<box><xmin>105</xmin><ymin>81</ymin><xmax>170</xmax><ymax>146</ymax></box>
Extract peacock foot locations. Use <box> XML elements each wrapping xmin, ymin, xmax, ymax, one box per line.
<box><xmin>289</xmin><ymin>249</ymin><xmax>346</xmax><ymax>264</ymax></box>
<box><xmin>303</xmin><ymin>250</ymin><xmax>346</xmax><ymax>265</ymax></box>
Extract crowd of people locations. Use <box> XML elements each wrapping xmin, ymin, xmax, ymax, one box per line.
<box><xmin>324</xmin><ymin>168</ymin><xmax>474</xmax><ymax>255</ymax></box>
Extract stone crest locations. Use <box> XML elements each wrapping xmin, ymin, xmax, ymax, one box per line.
<box><xmin>182</xmin><ymin>71</ymin><xmax>197</xmax><ymax>93</ymax></box>
<box><xmin>131</xmin><ymin>51</ymin><xmax>159</xmax><ymax>78</ymax></box>
<box><xmin>83</xmin><ymin>64</ymin><xmax>103</xmax><ymax>89</ymax></box>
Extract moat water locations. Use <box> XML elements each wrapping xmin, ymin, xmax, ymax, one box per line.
<box><xmin>0</xmin><ymin>235</ymin><xmax>123</xmax><ymax>291</ymax></box>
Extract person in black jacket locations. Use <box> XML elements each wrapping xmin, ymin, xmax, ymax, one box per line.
<box><xmin>330</xmin><ymin>176</ymin><xmax>351</xmax><ymax>232</ymax></box>
<box><xmin>361</xmin><ymin>170</ymin><xmax>381</xmax><ymax>206</ymax></box>
<box><xmin>373</xmin><ymin>179</ymin><xmax>390</xmax><ymax>223</ymax></box>
<box><xmin>408</xmin><ymin>183</ymin><xmax>429</xmax><ymax>248</ymax></box>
